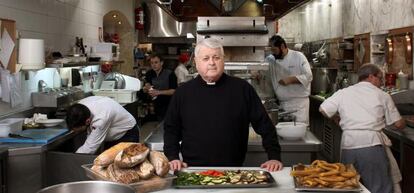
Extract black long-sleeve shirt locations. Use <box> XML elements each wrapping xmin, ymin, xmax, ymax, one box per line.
<box><xmin>163</xmin><ymin>74</ymin><xmax>281</xmax><ymax>166</ymax></box>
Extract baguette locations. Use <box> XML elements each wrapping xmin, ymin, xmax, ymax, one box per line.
<box><xmin>94</xmin><ymin>142</ymin><xmax>137</xmax><ymax>166</ymax></box>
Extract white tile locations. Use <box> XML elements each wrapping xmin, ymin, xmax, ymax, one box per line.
<box><xmin>0</xmin><ymin>5</ymin><xmax>13</xmax><ymax>19</ymax></box>
<box><xmin>67</xmin><ymin>5</ymin><xmax>85</xmax><ymax>23</ymax></box>
<box><xmin>47</xmin><ymin>17</ymin><xmax>61</xmax><ymax>35</ymax></box>
<box><xmin>0</xmin><ymin>0</ymin><xmax>16</xmax><ymax>8</ymax></box>
<box><xmin>47</xmin><ymin>0</ymin><xmax>67</xmax><ymax>18</ymax></box>
<box><xmin>65</xmin><ymin>0</ymin><xmax>82</xmax><ymax>8</ymax></box>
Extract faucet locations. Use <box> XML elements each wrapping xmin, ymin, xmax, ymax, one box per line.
<box><xmin>38</xmin><ymin>80</ymin><xmax>47</xmax><ymax>92</ymax></box>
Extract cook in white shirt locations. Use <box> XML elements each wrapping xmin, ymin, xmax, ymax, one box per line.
<box><xmin>319</xmin><ymin>64</ymin><xmax>405</xmax><ymax>193</ymax></box>
<box><xmin>266</xmin><ymin>35</ymin><xmax>313</xmax><ymax>124</ymax></box>
<box><xmin>66</xmin><ymin>96</ymin><xmax>138</xmax><ymax>154</ymax></box>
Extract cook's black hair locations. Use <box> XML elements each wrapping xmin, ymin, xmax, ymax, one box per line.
<box><xmin>66</xmin><ymin>103</ymin><xmax>91</xmax><ymax>129</ymax></box>
<box><xmin>269</xmin><ymin>35</ymin><xmax>287</xmax><ymax>48</ymax></box>
<box><xmin>149</xmin><ymin>53</ymin><xmax>164</xmax><ymax>62</ymax></box>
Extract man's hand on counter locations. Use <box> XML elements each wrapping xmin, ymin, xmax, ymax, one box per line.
<box><xmin>260</xmin><ymin>160</ymin><xmax>283</xmax><ymax>172</ymax></box>
<box><xmin>169</xmin><ymin>159</ymin><xmax>188</xmax><ymax>171</ymax></box>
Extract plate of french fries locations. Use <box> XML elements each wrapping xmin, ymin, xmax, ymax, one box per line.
<box><xmin>291</xmin><ymin>160</ymin><xmax>362</xmax><ymax>192</ymax></box>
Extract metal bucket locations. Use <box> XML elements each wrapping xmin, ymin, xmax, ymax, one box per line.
<box><xmin>311</xmin><ymin>67</ymin><xmax>337</xmax><ymax>94</ymax></box>
<box><xmin>37</xmin><ymin>181</ymin><xmax>135</xmax><ymax>193</ymax></box>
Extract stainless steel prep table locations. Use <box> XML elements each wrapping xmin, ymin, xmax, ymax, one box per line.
<box><xmin>145</xmin><ymin>123</ymin><xmax>321</xmax><ymax>166</ymax></box>
<box><xmin>156</xmin><ymin>166</ymin><xmax>371</xmax><ymax>193</ymax></box>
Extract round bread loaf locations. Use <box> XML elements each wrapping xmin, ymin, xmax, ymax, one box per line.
<box><xmin>114</xmin><ymin>143</ymin><xmax>150</xmax><ymax>168</ymax></box>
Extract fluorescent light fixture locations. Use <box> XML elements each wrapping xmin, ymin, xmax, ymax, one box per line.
<box><xmin>186</xmin><ymin>33</ymin><xmax>195</xmax><ymax>39</ymax></box>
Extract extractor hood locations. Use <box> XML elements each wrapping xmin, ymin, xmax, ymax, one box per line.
<box><xmin>146</xmin><ymin>2</ymin><xmax>195</xmax><ymax>37</ymax></box>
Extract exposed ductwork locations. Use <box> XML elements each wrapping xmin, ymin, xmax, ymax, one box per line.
<box><xmin>146</xmin><ymin>2</ymin><xmax>196</xmax><ymax>38</ymax></box>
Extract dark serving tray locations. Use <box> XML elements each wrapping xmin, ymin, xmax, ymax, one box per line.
<box><xmin>174</xmin><ymin>168</ymin><xmax>276</xmax><ymax>189</ymax></box>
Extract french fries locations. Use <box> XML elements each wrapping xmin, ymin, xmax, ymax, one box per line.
<box><xmin>291</xmin><ymin>160</ymin><xmax>360</xmax><ymax>189</ymax></box>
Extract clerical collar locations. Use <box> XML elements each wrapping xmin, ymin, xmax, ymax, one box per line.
<box><xmin>206</xmin><ymin>82</ymin><xmax>216</xmax><ymax>85</ymax></box>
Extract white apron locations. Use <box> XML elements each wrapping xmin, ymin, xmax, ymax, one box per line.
<box><xmin>378</xmin><ymin>131</ymin><xmax>402</xmax><ymax>193</ymax></box>
<box><xmin>279</xmin><ymin>97</ymin><xmax>309</xmax><ymax>125</ymax></box>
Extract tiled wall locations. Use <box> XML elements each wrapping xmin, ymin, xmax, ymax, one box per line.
<box><xmin>0</xmin><ymin>0</ymin><xmax>134</xmax><ymax>116</ymax></box>
<box><xmin>278</xmin><ymin>0</ymin><xmax>414</xmax><ymax>89</ymax></box>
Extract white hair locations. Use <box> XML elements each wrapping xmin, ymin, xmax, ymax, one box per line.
<box><xmin>194</xmin><ymin>38</ymin><xmax>224</xmax><ymax>58</ymax></box>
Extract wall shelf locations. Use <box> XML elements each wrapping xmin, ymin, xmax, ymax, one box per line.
<box><xmin>47</xmin><ymin>61</ymin><xmax>124</xmax><ymax>68</ymax></box>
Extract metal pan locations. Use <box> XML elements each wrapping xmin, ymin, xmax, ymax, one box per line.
<box><xmin>174</xmin><ymin>168</ymin><xmax>276</xmax><ymax>189</ymax></box>
<box><xmin>293</xmin><ymin>177</ymin><xmax>362</xmax><ymax>192</ymax></box>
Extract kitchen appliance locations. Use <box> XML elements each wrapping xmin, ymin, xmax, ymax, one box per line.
<box><xmin>92</xmin><ymin>73</ymin><xmax>141</xmax><ymax>103</ymax></box>
<box><xmin>37</xmin><ymin>181</ymin><xmax>135</xmax><ymax>193</ymax></box>
<box><xmin>196</xmin><ymin>16</ymin><xmax>272</xmax><ymax>98</ymax></box>
<box><xmin>103</xmin><ymin>72</ymin><xmax>125</xmax><ymax>89</ymax></box>
<box><xmin>31</xmin><ymin>87</ymin><xmax>86</xmax><ymax>108</ymax></box>
<box><xmin>90</xmin><ymin>43</ymin><xmax>119</xmax><ymax>61</ymax></box>
<box><xmin>311</xmin><ymin>68</ymin><xmax>338</xmax><ymax>94</ymax></box>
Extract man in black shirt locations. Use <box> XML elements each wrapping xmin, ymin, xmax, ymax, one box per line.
<box><xmin>164</xmin><ymin>38</ymin><xmax>283</xmax><ymax>172</ymax></box>
<box><xmin>143</xmin><ymin>54</ymin><xmax>177</xmax><ymax>121</ymax></box>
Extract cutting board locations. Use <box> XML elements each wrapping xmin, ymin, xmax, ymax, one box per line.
<box><xmin>0</xmin><ymin>128</ymin><xmax>68</xmax><ymax>144</ymax></box>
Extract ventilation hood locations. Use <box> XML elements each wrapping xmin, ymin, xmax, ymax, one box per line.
<box><xmin>146</xmin><ymin>2</ymin><xmax>196</xmax><ymax>37</ymax></box>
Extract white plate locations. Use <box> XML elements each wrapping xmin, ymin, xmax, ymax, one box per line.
<box><xmin>36</xmin><ymin>119</ymin><xmax>64</xmax><ymax>127</ymax></box>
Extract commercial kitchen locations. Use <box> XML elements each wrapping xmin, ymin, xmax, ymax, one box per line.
<box><xmin>0</xmin><ymin>0</ymin><xmax>414</xmax><ymax>193</ymax></box>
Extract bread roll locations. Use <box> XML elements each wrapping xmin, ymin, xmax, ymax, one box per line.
<box><xmin>94</xmin><ymin>142</ymin><xmax>136</xmax><ymax>166</ymax></box>
<box><xmin>136</xmin><ymin>159</ymin><xmax>155</xmax><ymax>180</ymax></box>
<box><xmin>114</xmin><ymin>143</ymin><xmax>149</xmax><ymax>168</ymax></box>
<box><xmin>91</xmin><ymin>165</ymin><xmax>108</xmax><ymax>178</ymax></box>
<box><xmin>149</xmin><ymin>151</ymin><xmax>169</xmax><ymax>177</ymax></box>
<box><xmin>106</xmin><ymin>163</ymin><xmax>140</xmax><ymax>184</ymax></box>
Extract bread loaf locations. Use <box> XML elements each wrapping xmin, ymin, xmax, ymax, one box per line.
<box><xmin>91</xmin><ymin>165</ymin><xmax>108</xmax><ymax>178</ymax></box>
<box><xmin>94</xmin><ymin>142</ymin><xmax>136</xmax><ymax>166</ymax></box>
<box><xmin>149</xmin><ymin>151</ymin><xmax>169</xmax><ymax>177</ymax></box>
<box><xmin>106</xmin><ymin>163</ymin><xmax>140</xmax><ymax>184</ymax></box>
<box><xmin>136</xmin><ymin>159</ymin><xmax>155</xmax><ymax>180</ymax></box>
<box><xmin>114</xmin><ymin>143</ymin><xmax>149</xmax><ymax>168</ymax></box>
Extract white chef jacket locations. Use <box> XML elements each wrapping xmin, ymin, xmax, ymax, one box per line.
<box><xmin>266</xmin><ymin>49</ymin><xmax>313</xmax><ymax>101</ymax></box>
<box><xmin>266</xmin><ymin>49</ymin><xmax>312</xmax><ymax>124</ymax></box>
<box><xmin>320</xmin><ymin>82</ymin><xmax>401</xmax><ymax>149</ymax></box>
<box><xmin>175</xmin><ymin>64</ymin><xmax>190</xmax><ymax>85</ymax></box>
<box><xmin>76</xmin><ymin>96</ymin><xmax>136</xmax><ymax>154</ymax></box>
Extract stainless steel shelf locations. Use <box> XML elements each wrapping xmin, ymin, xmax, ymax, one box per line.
<box><xmin>224</xmin><ymin>62</ymin><xmax>269</xmax><ymax>70</ymax></box>
<box><xmin>47</xmin><ymin>61</ymin><xmax>124</xmax><ymax>68</ymax></box>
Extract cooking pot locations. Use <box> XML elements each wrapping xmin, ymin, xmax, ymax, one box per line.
<box><xmin>37</xmin><ymin>181</ymin><xmax>135</xmax><ymax>193</ymax></box>
<box><xmin>311</xmin><ymin>67</ymin><xmax>338</xmax><ymax>94</ymax></box>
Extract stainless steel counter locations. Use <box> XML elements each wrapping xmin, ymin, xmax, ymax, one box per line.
<box><xmin>145</xmin><ymin>123</ymin><xmax>321</xmax><ymax>166</ymax></box>
<box><xmin>385</xmin><ymin>126</ymin><xmax>414</xmax><ymax>147</ymax></box>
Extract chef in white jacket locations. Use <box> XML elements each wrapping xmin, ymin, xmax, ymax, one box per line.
<box><xmin>319</xmin><ymin>63</ymin><xmax>405</xmax><ymax>193</ymax></box>
<box><xmin>66</xmin><ymin>96</ymin><xmax>138</xmax><ymax>154</ymax></box>
<box><xmin>266</xmin><ymin>35</ymin><xmax>313</xmax><ymax>125</ymax></box>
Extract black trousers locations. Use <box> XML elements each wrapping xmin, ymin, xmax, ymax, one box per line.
<box><xmin>103</xmin><ymin>124</ymin><xmax>140</xmax><ymax>149</ymax></box>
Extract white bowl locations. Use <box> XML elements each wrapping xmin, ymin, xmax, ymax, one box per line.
<box><xmin>275</xmin><ymin>122</ymin><xmax>307</xmax><ymax>140</ymax></box>
<box><xmin>36</xmin><ymin>119</ymin><xmax>64</xmax><ymax>127</ymax></box>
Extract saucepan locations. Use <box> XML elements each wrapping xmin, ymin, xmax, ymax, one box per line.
<box><xmin>37</xmin><ymin>181</ymin><xmax>135</xmax><ymax>193</ymax></box>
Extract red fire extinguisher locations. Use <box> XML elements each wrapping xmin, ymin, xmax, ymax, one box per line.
<box><xmin>135</xmin><ymin>7</ymin><xmax>144</xmax><ymax>30</ymax></box>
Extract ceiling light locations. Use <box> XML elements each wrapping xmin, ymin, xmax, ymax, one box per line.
<box><xmin>112</xmin><ymin>14</ymin><xmax>118</xmax><ymax>18</ymax></box>
<box><xmin>118</xmin><ymin>21</ymin><xmax>122</xmax><ymax>25</ymax></box>
<box><xmin>256</xmin><ymin>0</ymin><xmax>263</xmax><ymax>3</ymax></box>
